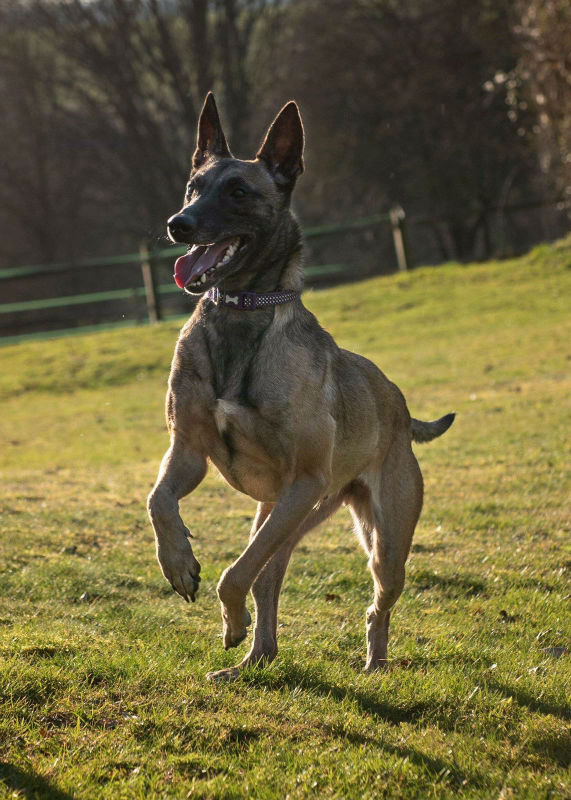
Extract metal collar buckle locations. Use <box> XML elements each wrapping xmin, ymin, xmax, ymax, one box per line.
<box><xmin>224</xmin><ymin>291</ymin><xmax>257</xmax><ymax>310</ymax></box>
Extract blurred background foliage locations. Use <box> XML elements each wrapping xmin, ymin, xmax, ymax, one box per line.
<box><xmin>0</xmin><ymin>0</ymin><xmax>568</xmax><ymax>269</ymax></box>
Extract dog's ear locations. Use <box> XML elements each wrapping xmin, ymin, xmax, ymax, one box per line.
<box><xmin>256</xmin><ymin>101</ymin><xmax>304</xmax><ymax>188</ymax></box>
<box><xmin>192</xmin><ymin>92</ymin><xmax>231</xmax><ymax>170</ymax></box>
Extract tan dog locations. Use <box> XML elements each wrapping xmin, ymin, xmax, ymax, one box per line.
<box><xmin>147</xmin><ymin>94</ymin><xmax>454</xmax><ymax>681</ymax></box>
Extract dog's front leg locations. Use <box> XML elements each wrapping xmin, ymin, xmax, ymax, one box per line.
<box><xmin>216</xmin><ymin>473</ymin><xmax>327</xmax><ymax>649</ymax></box>
<box><xmin>147</xmin><ymin>438</ymin><xmax>207</xmax><ymax>602</ymax></box>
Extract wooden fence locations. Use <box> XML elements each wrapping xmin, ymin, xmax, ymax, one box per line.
<box><xmin>0</xmin><ymin>209</ymin><xmax>408</xmax><ymax>344</ymax></box>
<box><xmin>1</xmin><ymin>196</ymin><xmax>567</xmax><ymax>344</ymax></box>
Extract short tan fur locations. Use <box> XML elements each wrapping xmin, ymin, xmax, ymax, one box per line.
<box><xmin>148</xmin><ymin>94</ymin><xmax>454</xmax><ymax>681</ymax></box>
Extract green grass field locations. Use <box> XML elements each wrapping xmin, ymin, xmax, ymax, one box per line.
<box><xmin>1</xmin><ymin>238</ymin><xmax>569</xmax><ymax>799</ymax></box>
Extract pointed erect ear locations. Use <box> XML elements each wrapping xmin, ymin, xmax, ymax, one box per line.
<box><xmin>256</xmin><ymin>101</ymin><xmax>304</xmax><ymax>187</ymax></box>
<box><xmin>192</xmin><ymin>92</ymin><xmax>231</xmax><ymax>170</ymax></box>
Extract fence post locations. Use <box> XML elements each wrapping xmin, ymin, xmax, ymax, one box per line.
<box><xmin>140</xmin><ymin>243</ymin><xmax>161</xmax><ymax>323</ymax></box>
<box><xmin>390</xmin><ymin>204</ymin><xmax>410</xmax><ymax>271</ymax></box>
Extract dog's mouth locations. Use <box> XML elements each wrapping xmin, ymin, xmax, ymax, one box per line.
<box><xmin>174</xmin><ymin>236</ymin><xmax>247</xmax><ymax>293</ymax></box>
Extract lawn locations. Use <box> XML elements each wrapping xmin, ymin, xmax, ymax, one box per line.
<box><xmin>0</xmin><ymin>238</ymin><xmax>569</xmax><ymax>799</ymax></box>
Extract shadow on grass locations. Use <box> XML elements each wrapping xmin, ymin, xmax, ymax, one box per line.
<box><xmin>244</xmin><ymin>663</ymin><xmax>439</xmax><ymax>726</ymax></box>
<box><xmin>528</xmin><ymin>731</ymin><xmax>570</xmax><ymax>769</ymax></box>
<box><xmin>7</xmin><ymin>678</ymin><xmax>65</xmax><ymax>709</ymax></box>
<box><xmin>409</xmin><ymin>570</ymin><xmax>486</xmax><ymax>597</ymax></box>
<box><xmin>487</xmin><ymin>680</ymin><xmax>570</xmax><ymax>723</ymax></box>
<box><xmin>248</xmin><ymin>665</ymin><xmax>474</xmax><ymax>735</ymax></box>
<box><xmin>485</xmin><ymin>682</ymin><xmax>570</xmax><ymax>768</ymax></box>
<box><xmin>0</xmin><ymin>762</ymin><xmax>74</xmax><ymax>800</ymax></box>
<box><xmin>317</xmin><ymin>722</ymin><xmax>483</xmax><ymax>789</ymax></box>
<box><xmin>237</xmin><ymin>665</ymin><xmax>486</xmax><ymax>789</ymax></box>
<box><xmin>410</xmin><ymin>542</ymin><xmax>449</xmax><ymax>554</ymax></box>
<box><xmin>485</xmin><ymin>680</ymin><xmax>570</xmax><ymax>768</ymax></box>
<box><xmin>511</xmin><ymin>576</ymin><xmax>556</xmax><ymax>594</ymax></box>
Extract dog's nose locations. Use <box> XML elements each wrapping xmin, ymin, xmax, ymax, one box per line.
<box><xmin>167</xmin><ymin>213</ymin><xmax>196</xmax><ymax>242</ymax></box>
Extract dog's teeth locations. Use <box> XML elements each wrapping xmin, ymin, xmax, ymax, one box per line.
<box><xmin>220</xmin><ymin>241</ymin><xmax>238</xmax><ymax>265</ymax></box>
<box><xmin>200</xmin><ymin>274</ymin><xmax>206</xmax><ymax>283</ymax></box>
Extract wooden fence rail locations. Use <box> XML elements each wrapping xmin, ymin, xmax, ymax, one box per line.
<box><xmin>0</xmin><ymin>210</ymin><xmax>399</xmax><ymax>343</ymax></box>
<box><xmin>1</xmin><ymin>196</ymin><xmax>566</xmax><ymax>345</ymax></box>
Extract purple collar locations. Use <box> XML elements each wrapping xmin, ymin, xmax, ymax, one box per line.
<box><xmin>207</xmin><ymin>287</ymin><xmax>300</xmax><ymax>311</ymax></box>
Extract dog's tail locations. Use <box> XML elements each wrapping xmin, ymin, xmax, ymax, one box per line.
<box><xmin>411</xmin><ymin>412</ymin><xmax>455</xmax><ymax>443</ymax></box>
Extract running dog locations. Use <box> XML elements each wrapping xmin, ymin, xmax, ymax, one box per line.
<box><xmin>147</xmin><ymin>93</ymin><xmax>454</xmax><ymax>681</ymax></box>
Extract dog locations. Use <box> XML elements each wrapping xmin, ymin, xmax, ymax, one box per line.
<box><xmin>147</xmin><ymin>93</ymin><xmax>454</xmax><ymax>681</ymax></box>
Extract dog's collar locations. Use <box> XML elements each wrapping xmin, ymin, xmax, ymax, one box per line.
<box><xmin>207</xmin><ymin>287</ymin><xmax>300</xmax><ymax>311</ymax></box>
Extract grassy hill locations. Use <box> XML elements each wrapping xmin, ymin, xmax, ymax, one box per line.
<box><xmin>0</xmin><ymin>238</ymin><xmax>569</xmax><ymax>798</ymax></box>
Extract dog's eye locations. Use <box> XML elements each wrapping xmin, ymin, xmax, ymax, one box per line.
<box><xmin>231</xmin><ymin>187</ymin><xmax>246</xmax><ymax>199</ymax></box>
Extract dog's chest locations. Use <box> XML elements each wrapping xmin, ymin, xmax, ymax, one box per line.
<box><xmin>204</xmin><ymin>311</ymin><xmax>269</xmax><ymax>399</ymax></box>
<box><xmin>176</xmin><ymin>314</ymin><xmax>289</xmax><ymax>500</ymax></box>
<box><xmin>208</xmin><ymin>386</ymin><xmax>287</xmax><ymax>502</ymax></box>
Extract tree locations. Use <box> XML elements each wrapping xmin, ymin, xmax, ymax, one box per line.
<box><xmin>0</xmin><ymin>0</ymin><xmax>273</xmax><ymax>266</ymax></box>
<box><xmin>0</xmin><ymin>0</ymin><xmax>564</xmax><ymax>270</ymax></box>
<box><xmin>273</xmin><ymin>0</ymin><xmax>542</xmax><ymax>259</ymax></box>
<box><xmin>513</xmin><ymin>0</ymin><xmax>570</xmax><ymax>194</ymax></box>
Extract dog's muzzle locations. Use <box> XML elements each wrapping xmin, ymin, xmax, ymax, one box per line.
<box><xmin>167</xmin><ymin>213</ymin><xmax>197</xmax><ymax>243</ymax></box>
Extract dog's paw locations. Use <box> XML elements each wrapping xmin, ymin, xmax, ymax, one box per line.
<box><xmin>156</xmin><ymin>536</ymin><xmax>201</xmax><ymax>602</ymax></box>
<box><xmin>222</xmin><ymin>606</ymin><xmax>251</xmax><ymax>649</ymax></box>
<box><xmin>206</xmin><ymin>666</ymin><xmax>242</xmax><ymax>683</ymax></box>
<box><xmin>206</xmin><ymin>646</ymin><xmax>276</xmax><ymax>683</ymax></box>
<box><xmin>363</xmin><ymin>658</ymin><xmax>389</xmax><ymax>673</ymax></box>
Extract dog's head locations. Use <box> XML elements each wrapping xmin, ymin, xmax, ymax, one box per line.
<box><xmin>168</xmin><ymin>93</ymin><xmax>304</xmax><ymax>294</ymax></box>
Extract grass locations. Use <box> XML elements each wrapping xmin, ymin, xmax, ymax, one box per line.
<box><xmin>0</xmin><ymin>237</ymin><xmax>569</xmax><ymax>799</ymax></box>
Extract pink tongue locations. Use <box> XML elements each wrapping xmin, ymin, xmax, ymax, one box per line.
<box><xmin>174</xmin><ymin>239</ymin><xmax>233</xmax><ymax>288</ymax></box>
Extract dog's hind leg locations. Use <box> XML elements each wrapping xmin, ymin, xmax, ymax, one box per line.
<box><xmin>350</xmin><ymin>442</ymin><xmax>423</xmax><ymax>671</ymax></box>
<box><xmin>147</xmin><ymin>438</ymin><xmax>207</xmax><ymax>602</ymax></box>
<box><xmin>207</xmin><ymin>494</ymin><xmax>342</xmax><ymax>682</ymax></box>
<box><xmin>215</xmin><ymin>473</ymin><xmax>327</xmax><ymax>654</ymax></box>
